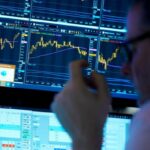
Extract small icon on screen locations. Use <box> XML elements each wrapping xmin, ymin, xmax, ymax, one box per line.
<box><xmin>1</xmin><ymin>71</ymin><xmax>7</xmax><ymax>77</ymax></box>
<box><xmin>0</xmin><ymin>64</ymin><xmax>16</xmax><ymax>82</ymax></box>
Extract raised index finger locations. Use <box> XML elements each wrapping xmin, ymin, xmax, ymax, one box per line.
<box><xmin>69</xmin><ymin>60</ymin><xmax>88</xmax><ymax>82</ymax></box>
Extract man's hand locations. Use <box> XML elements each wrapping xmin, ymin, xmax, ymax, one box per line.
<box><xmin>51</xmin><ymin>60</ymin><xmax>111</xmax><ymax>150</ymax></box>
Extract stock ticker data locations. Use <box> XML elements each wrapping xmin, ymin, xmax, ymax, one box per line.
<box><xmin>0</xmin><ymin>108</ymin><xmax>131</xmax><ymax>150</ymax></box>
<box><xmin>0</xmin><ymin>0</ymin><xmax>137</xmax><ymax>99</ymax></box>
<box><xmin>0</xmin><ymin>28</ymin><xmax>21</xmax><ymax>63</ymax></box>
<box><xmin>26</xmin><ymin>32</ymin><xmax>89</xmax><ymax>86</ymax></box>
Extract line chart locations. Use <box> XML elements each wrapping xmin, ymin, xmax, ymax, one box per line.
<box><xmin>0</xmin><ymin>33</ymin><xmax>20</xmax><ymax>50</ymax></box>
<box><xmin>97</xmin><ymin>40</ymin><xmax>135</xmax><ymax>97</ymax></box>
<box><xmin>99</xmin><ymin>46</ymin><xmax>120</xmax><ymax>70</ymax></box>
<box><xmin>26</xmin><ymin>32</ymin><xmax>90</xmax><ymax>85</ymax></box>
<box><xmin>98</xmin><ymin>41</ymin><xmax>127</xmax><ymax>72</ymax></box>
<box><xmin>30</xmin><ymin>36</ymin><xmax>88</xmax><ymax>58</ymax></box>
<box><xmin>0</xmin><ymin>28</ymin><xmax>21</xmax><ymax>63</ymax></box>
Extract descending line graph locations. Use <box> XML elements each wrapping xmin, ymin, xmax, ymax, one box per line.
<box><xmin>30</xmin><ymin>47</ymin><xmax>87</xmax><ymax>60</ymax></box>
<box><xmin>30</xmin><ymin>36</ymin><xmax>88</xmax><ymax>58</ymax></box>
<box><xmin>26</xmin><ymin>32</ymin><xmax>89</xmax><ymax>85</ymax></box>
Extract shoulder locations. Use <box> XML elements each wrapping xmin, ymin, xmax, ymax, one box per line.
<box><xmin>132</xmin><ymin>101</ymin><xmax>150</xmax><ymax>126</ymax></box>
<box><xmin>125</xmin><ymin>101</ymin><xmax>150</xmax><ymax>150</ymax></box>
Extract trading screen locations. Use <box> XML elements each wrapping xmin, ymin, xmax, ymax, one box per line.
<box><xmin>0</xmin><ymin>0</ymin><xmax>136</xmax><ymax>99</ymax></box>
<box><xmin>0</xmin><ymin>108</ymin><xmax>131</xmax><ymax>150</ymax></box>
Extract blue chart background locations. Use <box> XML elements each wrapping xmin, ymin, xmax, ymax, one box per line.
<box><xmin>0</xmin><ymin>28</ymin><xmax>21</xmax><ymax>64</ymax></box>
<box><xmin>26</xmin><ymin>32</ymin><xmax>89</xmax><ymax>85</ymax></box>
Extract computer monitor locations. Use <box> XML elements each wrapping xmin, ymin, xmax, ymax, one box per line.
<box><xmin>0</xmin><ymin>107</ymin><xmax>132</xmax><ymax>150</ymax></box>
<box><xmin>0</xmin><ymin>0</ymin><xmax>137</xmax><ymax>99</ymax></box>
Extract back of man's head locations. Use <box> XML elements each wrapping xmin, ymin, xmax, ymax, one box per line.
<box><xmin>130</xmin><ymin>0</ymin><xmax>150</xmax><ymax>27</ymax></box>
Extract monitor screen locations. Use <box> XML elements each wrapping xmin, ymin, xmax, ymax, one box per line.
<box><xmin>0</xmin><ymin>0</ymin><xmax>136</xmax><ymax>99</ymax></box>
<box><xmin>0</xmin><ymin>107</ymin><xmax>131</xmax><ymax>150</ymax></box>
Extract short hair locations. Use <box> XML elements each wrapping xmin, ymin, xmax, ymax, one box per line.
<box><xmin>130</xmin><ymin>0</ymin><xmax>150</xmax><ymax>26</ymax></box>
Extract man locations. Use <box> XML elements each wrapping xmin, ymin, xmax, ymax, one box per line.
<box><xmin>52</xmin><ymin>0</ymin><xmax>150</xmax><ymax>149</ymax></box>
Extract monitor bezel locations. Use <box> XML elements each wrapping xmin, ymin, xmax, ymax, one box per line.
<box><xmin>0</xmin><ymin>86</ymin><xmax>137</xmax><ymax>110</ymax></box>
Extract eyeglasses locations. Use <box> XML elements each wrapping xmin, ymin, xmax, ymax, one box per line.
<box><xmin>119</xmin><ymin>31</ymin><xmax>150</xmax><ymax>63</ymax></box>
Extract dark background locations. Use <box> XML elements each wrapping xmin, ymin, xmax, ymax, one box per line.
<box><xmin>0</xmin><ymin>87</ymin><xmax>137</xmax><ymax>110</ymax></box>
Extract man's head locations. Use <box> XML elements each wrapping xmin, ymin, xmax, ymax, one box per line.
<box><xmin>126</xmin><ymin>0</ymin><xmax>150</xmax><ymax>105</ymax></box>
